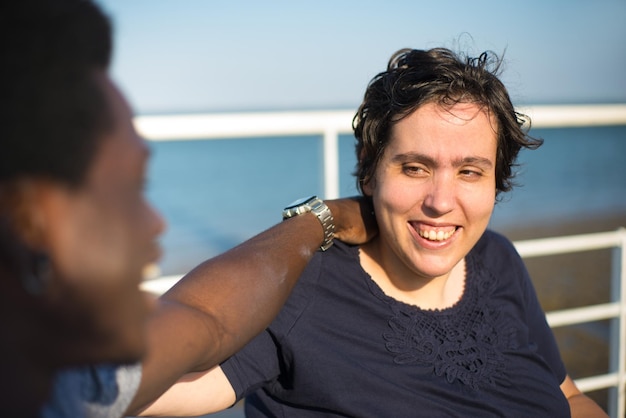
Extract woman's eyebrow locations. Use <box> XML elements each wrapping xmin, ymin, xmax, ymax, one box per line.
<box><xmin>391</xmin><ymin>153</ymin><xmax>493</xmax><ymax>169</ymax></box>
<box><xmin>391</xmin><ymin>152</ymin><xmax>436</xmax><ymax>165</ymax></box>
<box><xmin>452</xmin><ymin>156</ymin><xmax>494</xmax><ymax>169</ymax></box>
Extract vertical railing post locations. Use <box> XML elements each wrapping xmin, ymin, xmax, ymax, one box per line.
<box><xmin>609</xmin><ymin>228</ymin><xmax>626</xmax><ymax>418</ymax></box>
<box><xmin>322</xmin><ymin>128</ymin><xmax>340</xmax><ymax>199</ymax></box>
<box><xmin>617</xmin><ymin>228</ymin><xmax>626</xmax><ymax>418</ymax></box>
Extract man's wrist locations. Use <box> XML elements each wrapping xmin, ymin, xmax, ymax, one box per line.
<box><xmin>283</xmin><ymin>196</ymin><xmax>335</xmax><ymax>251</ymax></box>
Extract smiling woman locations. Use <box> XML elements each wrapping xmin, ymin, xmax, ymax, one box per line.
<box><xmin>138</xmin><ymin>48</ymin><xmax>608</xmax><ymax>418</ymax></box>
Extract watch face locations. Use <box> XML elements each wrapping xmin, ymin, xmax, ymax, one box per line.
<box><xmin>285</xmin><ymin>195</ymin><xmax>316</xmax><ymax>209</ymax></box>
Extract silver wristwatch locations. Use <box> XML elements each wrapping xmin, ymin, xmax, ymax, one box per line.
<box><xmin>282</xmin><ymin>196</ymin><xmax>335</xmax><ymax>251</ymax></box>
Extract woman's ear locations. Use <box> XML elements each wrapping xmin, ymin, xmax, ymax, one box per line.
<box><xmin>358</xmin><ymin>147</ymin><xmax>375</xmax><ymax>197</ymax></box>
<box><xmin>361</xmin><ymin>175</ymin><xmax>375</xmax><ymax>197</ymax></box>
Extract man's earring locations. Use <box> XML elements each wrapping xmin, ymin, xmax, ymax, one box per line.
<box><xmin>22</xmin><ymin>251</ymin><xmax>52</xmax><ymax>296</ymax></box>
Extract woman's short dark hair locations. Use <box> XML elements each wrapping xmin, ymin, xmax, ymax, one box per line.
<box><xmin>353</xmin><ymin>47</ymin><xmax>542</xmax><ymax>198</ymax></box>
<box><xmin>0</xmin><ymin>0</ymin><xmax>114</xmax><ymax>188</ymax></box>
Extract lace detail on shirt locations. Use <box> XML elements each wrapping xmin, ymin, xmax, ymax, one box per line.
<box><xmin>382</xmin><ymin>255</ymin><xmax>516</xmax><ymax>390</ymax></box>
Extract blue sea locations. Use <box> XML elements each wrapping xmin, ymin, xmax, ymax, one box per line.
<box><xmin>146</xmin><ymin>124</ymin><xmax>626</xmax><ymax>276</ymax></box>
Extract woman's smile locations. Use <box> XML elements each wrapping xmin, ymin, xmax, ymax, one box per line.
<box><xmin>411</xmin><ymin>222</ymin><xmax>459</xmax><ymax>242</ymax></box>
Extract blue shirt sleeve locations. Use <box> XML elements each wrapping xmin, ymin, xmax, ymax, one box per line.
<box><xmin>40</xmin><ymin>362</ymin><xmax>142</xmax><ymax>418</ymax></box>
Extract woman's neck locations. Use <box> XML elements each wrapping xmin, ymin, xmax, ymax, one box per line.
<box><xmin>359</xmin><ymin>239</ymin><xmax>466</xmax><ymax>310</ymax></box>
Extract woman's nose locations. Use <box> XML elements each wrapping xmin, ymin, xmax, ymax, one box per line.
<box><xmin>422</xmin><ymin>174</ymin><xmax>455</xmax><ymax>216</ymax></box>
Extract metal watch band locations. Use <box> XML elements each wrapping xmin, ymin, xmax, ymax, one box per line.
<box><xmin>308</xmin><ymin>198</ymin><xmax>335</xmax><ymax>251</ymax></box>
<box><xmin>282</xmin><ymin>196</ymin><xmax>335</xmax><ymax>251</ymax></box>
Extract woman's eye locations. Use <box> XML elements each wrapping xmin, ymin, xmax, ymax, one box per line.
<box><xmin>403</xmin><ymin>165</ymin><xmax>425</xmax><ymax>176</ymax></box>
<box><xmin>460</xmin><ymin>169</ymin><xmax>482</xmax><ymax>179</ymax></box>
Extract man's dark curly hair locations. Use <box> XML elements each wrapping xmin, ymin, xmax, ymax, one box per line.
<box><xmin>0</xmin><ymin>0</ymin><xmax>114</xmax><ymax>188</ymax></box>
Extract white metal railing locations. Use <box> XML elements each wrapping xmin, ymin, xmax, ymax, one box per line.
<box><xmin>136</xmin><ymin>104</ymin><xmax>626</xmax><ymax>417</ymax></box>
<box><xmin>516</xmin><ymin>229</ymin><xmax>626</xmax><ymax>418</ymax></box>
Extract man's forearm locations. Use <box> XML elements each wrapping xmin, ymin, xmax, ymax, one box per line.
<box><xmin>129</xmin><ymin>197</ymin><xmax>374</xmax><ymax>413</ymax></box>
<box><xmin>161</xmin><ymin>197</ymin><xmax>373</xmax><ymax>369</ymax></box>
<box><xmin>164</xmin><ymin>210</ymin><xmax>326</xmax><ymax>367</ymax></box>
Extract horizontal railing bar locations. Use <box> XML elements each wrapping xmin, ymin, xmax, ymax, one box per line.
<box><xmin>135</xmin><ymin>110</ymin><xmax>355</xmax><ymax>141</ymax></box>
<box><xmin>134</xmin><ymin>104</ymin><xmax>626</xmax><ymax>142</ymax></box>
<box><xmin>546</xmin><ymin>302</ymin><xmax>620</xmax><ymax>328</ymax></box>
<box><xmin>515</xmin><ymin>229</ymin><xmax>626</xmax><ymax>258</ymax></box>
<box><xmin>518</xmin><ymin>104</ymin><xmax>626</xmax><ymax>128</ymax></box>
<box><xmin>575</xmin><ymin>373</ymin><xmax>622</xmax><ymax>393</ymax></box>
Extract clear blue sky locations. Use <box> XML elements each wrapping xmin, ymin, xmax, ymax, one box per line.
<box><xmin>96</xmin><ymin>0</ymin><xmax>626</xmax><ymax>115</ymax></box>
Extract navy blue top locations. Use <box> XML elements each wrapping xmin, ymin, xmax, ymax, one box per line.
<box><xmin>221</xmin><ymin>230</ymin><xmax>569</xmax><ymax>417</ymax></box>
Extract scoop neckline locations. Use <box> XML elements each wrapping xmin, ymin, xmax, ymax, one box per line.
<box><xmin>353</xmin><ymin>244</ymin><xmax>475</xmax><ymax>315</ymax></box>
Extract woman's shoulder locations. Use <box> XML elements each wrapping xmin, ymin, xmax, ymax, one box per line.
<box><xmin>269</xmin><ymin>240</ymin><xmax>364</xmax><ymax>338</ymax></box>
<box><xmin>470</xmin><ymin>229</ymin><xmax>525</xmax><ymax>274</ymax></box>
<box><xmin>302</xmin><ymin>240</ymin><xmax>360</xmax><ymax>277</ymax></box>
<box><xmin>473</xmin><ymin>229</ymin><xmax>518</xmax><ymax>256</ymax></box>
<box><xmin>282</xmin><ymin>240</ymin><xmax>360</xmax><ymax>304</ymax></box>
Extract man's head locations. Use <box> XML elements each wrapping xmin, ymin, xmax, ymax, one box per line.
<box><xmin>1</xmin><ymin>0</ymin><xmax>114</xmax><ymax>187</ymax></box>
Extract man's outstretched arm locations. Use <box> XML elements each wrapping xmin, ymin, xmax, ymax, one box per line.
<box><xmin>128</xmin><ymin>197</ymin><xmax>375</xmax><ymax>413</ymax></box>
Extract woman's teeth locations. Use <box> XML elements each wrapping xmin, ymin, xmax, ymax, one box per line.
<box><xmin>419</xmin><ymin>228</ymin><xmax>456</xmax><ymax>241</ymax></box>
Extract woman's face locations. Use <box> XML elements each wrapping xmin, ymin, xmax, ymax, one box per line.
<box><xmin>38</xmin><ymin>72</ymin><xmax>165</xmax><ymax>364</ymax></box>
<box><xmin>363</xmin><ymin>102</ymin><xmax>497</xmax><ymax>285</ymax></box>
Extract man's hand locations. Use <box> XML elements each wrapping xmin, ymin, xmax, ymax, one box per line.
<box><xmin>326</xmin><ymin>196</ymin><xmax>377</xmax><ymax>244</ymax></box>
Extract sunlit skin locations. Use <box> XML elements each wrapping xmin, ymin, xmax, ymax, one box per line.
<box><xmin>37</xmin><ymin>71</ymin><xmax>166</xmax><ymax>364</ymax></box>
<box><xmin>361</xmin><ymin>102</ymin><xmax>498</xmax><ymax>310</ymax></box>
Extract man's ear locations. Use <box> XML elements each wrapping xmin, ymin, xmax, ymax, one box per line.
<box><xmin>7</xmin><ymin>179</ymin><xmax>59</xmax><ymax>251</ymax></box>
